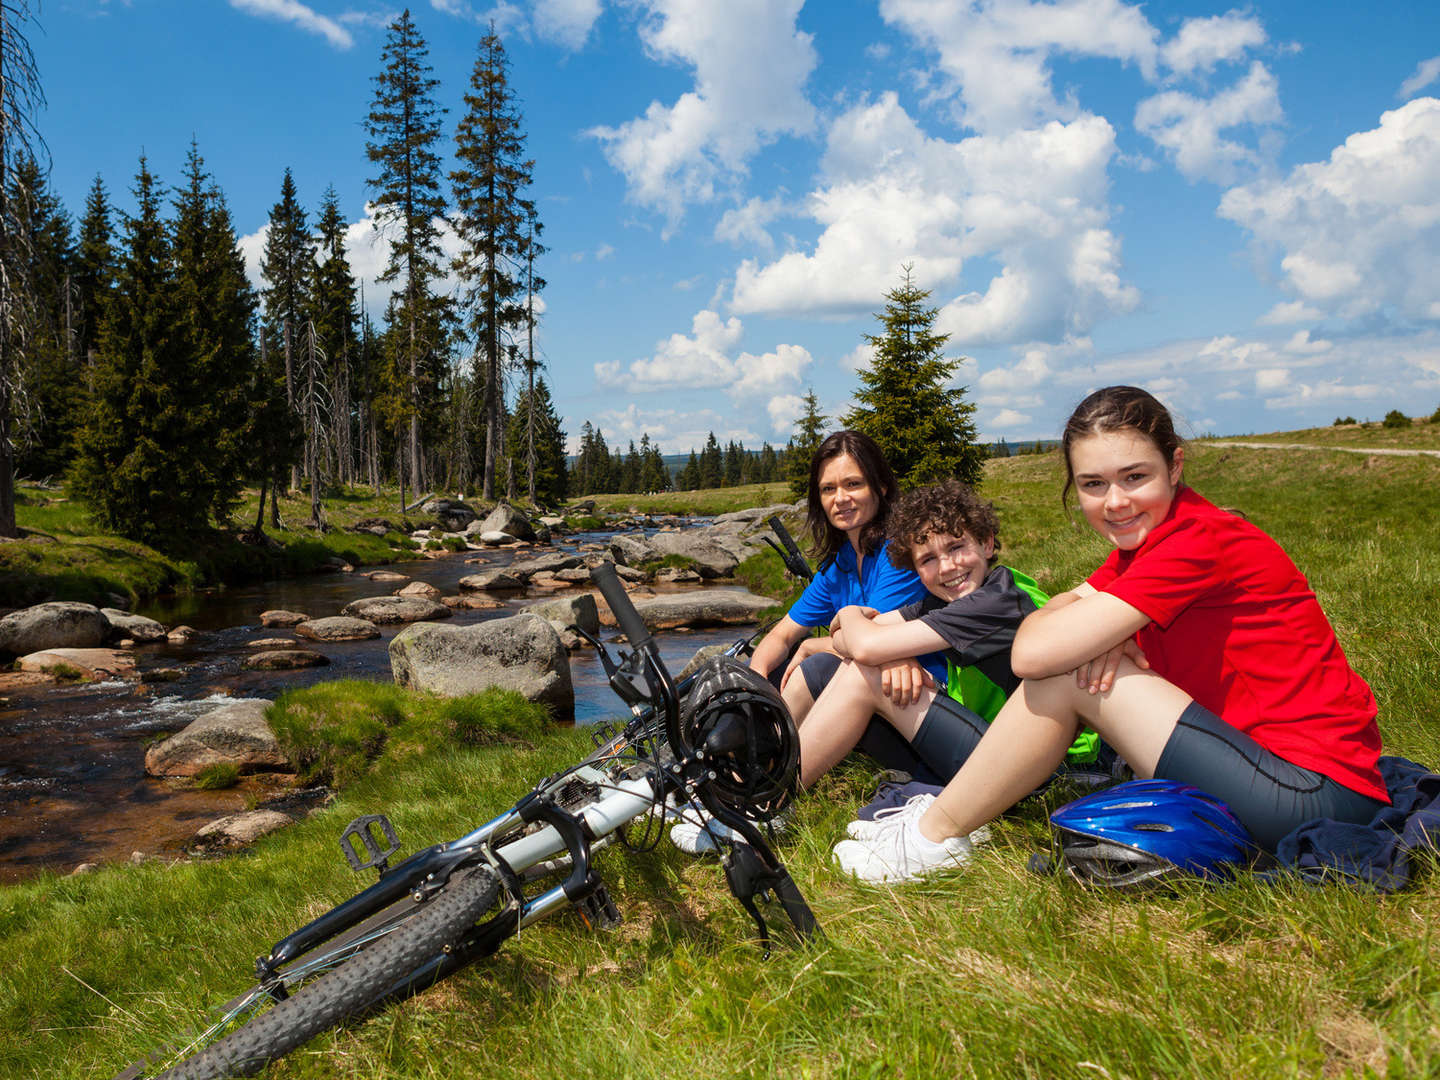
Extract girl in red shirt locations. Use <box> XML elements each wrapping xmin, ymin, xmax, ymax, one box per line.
<box><xmin>834</xmin><ymin>385</ymin><xmax>1389</xmax><ymax>884</ymax></box>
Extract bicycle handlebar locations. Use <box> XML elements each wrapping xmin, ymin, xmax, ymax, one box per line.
<box><xmin>591</xmin><ymin>560</ymin><xmax>654</xmax><ymax>653</ymax></box>
<box><xmin>763</xmin><ymin>515</ymin><xmax>813</xmax><ymax>582</ymax></box>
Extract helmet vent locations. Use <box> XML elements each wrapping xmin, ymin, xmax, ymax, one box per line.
<box><xmin>1133</xmin><ymin>823</ymin><xmax>1174</xmax><ymax>832</ymax></box>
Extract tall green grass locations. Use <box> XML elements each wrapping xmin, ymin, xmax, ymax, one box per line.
<box><xmin>3</xmin><ymin>445</ymin><xmax>1438</xmax><ymax>1079</ymax></box>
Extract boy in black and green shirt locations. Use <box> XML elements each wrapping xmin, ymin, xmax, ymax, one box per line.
<box><xmin>798</xmin><ymin>479</ymin><xmax>1097</xmax><ymax>788</ymax></box>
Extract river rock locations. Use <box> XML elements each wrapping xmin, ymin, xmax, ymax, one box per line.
<box><xmin>294</xmin><ymin>616</ymin><xmax>381</xmax><ymax>642</ymax></box>
<box><xmin>145</xmin><ymin>699</ymin><xmax>289</xmax><ymax>777</ymax></box>
<box><xmin>18</xmin><ymin>647</ymin><xmax>137</xmax><ymax>681</ymax></box>
<box><xmin>389</xmin><ymin>613</ymin><xmax>573</xmax><ymax>718</ymax></box>
<box><xmin>340</xmin><ymin>595</ymin><xmax>451</xmax><ymax>624</ymax></box>
<box><xmin>476</xmin><ymin>530</ymin><xmax>519</xmax><ymax>545</ymax></box>
<box><xmin>243</xmin><ymin>649</ymin><xmax>331</xmax><ymax>670</ymax></box>
<box><xmin>646</xmin><ymin>531</ymin><xmax>740</xmax><ymax>578</ymax></box>
<box><xmin>540</xmin><ymin>515</ymin><xmax>565</xmax><ymax>529</ymax></box>
<box><xmin>101</xmin><ymin>608</ymin><xmax>167</xmax><ymax>643</ymax></box>
<box><xmin>247</xmin><ymin>637</ymin><xmax>295</xmax><ymax>648</ymax></box>
<box><xmin>395</xmin><ymin>580</ymin><xmax>443</xmax><ymax>601</ymax></box>
<box><xmin>0</xmin><ymin>601</ymin><xmax>110</xmax><ymax>656</ymax></box>
<box><xmin>193</xmin><ymin>809</ymin><xmax>293</xmax><ymax>849</ymax></box>
<box><xmin>366</xmin><ymin>570</ymin><xmax>410</xmax><ymax>583</ymax></box>
<box><xmin>167</xmin><ymin>625</ymin><xmax>203</xmax><ymax>645</ymax></box>
<box><xmin>522</xmin><ymin>594</ymin><xmax>600</xmax><ymax>637</ymax></box>
<box><xmin>655</xmin><ymin>566</ymin><xmax>702</xmax><ymax>584</ymax></box>
<box><xmin>260</xmin><ymin>609</ymin><xmax>310</xmax><ymax>628</ymax></box>
<box><xmin>608</xmin><ymin>533</ymin><xmax>658</xmax><ymax>566</ymax></box>
<box><xmin>457</xmin><ymin>569</ymin><xmax>525</xmax><ymax>591</ymax></box>
<box><xmin>445</xmin><ymin>594</ymin><xmax>506</xmax><ymax>610</ymax></box>
<box><xmin>421</xmin><ymin>498</ymin><xmax>478</xmax><ymax>531</ymax></box>
<box><xmin>597</xmin><ymin>587</ymin><xmax>774</xmax><ymax>630</ymax></box>
<box><xmin>475</xmin><ymin>502</ymin><xmax>536</xmax><ymax>541</ymax></box>
<box><xmin>509</xmin><ymin>552</ymin><xmax>583</xmax><ymax>579</ymax></box>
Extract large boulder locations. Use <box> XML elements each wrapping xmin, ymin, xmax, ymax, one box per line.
<box><xmin>508</xmin><ymin>552</ymin><xmax>583</xmax><ymax>580</ymax></box>
<box><xmin>389</xmin><ymin>613</ymin><xmax>573</xmax><ymax>719</ymax></box>
<box><xmin>646</xmin><ymin>531</ymin><xmax>740</xmax><ymax>578</ymax></box>
<box><xmin>102</xmin><ymin>608</ymin><xmax>168</xmax><ymax>643</ymax></box>
<box><xmin>457</xmin><ymin>569</ymin><xmax>525</xmax><ymax>592</ymax></box>
<box><xmin>260</xmin><ymin>609</ymin><xmax>310</xmax><ymax>628</ymax></box>
<box><xmin>341</xmin><ymin>596</ymin><xmax>451</xmax><ymax>624</ymax></box>
<box><xmin>0</xmin><ymin>602</ymin><xmax>110</xmax><ymax>656</ymax></box>
<box><xmin>294</xmin><ymin>616</ymin><xmax>380</xmax><ymax>642</ymax></box>
<box><xmin>395</xmin><ymin>580</ymin><xmax>443</xmax><ymax>601</ymax></box>
<box><xmin>144</xmin><ymin>699</ymin><xmax>290</xmax><ymax>777</ymax></box>
<box><xmin>421</xmin><ymin>498</ymin><xmax>478</xmax><ymax>531</ymax></box>
<box><xmin>600</xmin><ymin>587</ymin><xmax>774</xmax><ymax>630</ymax></box>
<box><xmin>17</xmin><ymin>647</ymin><xmax>137</xmax><ymax>681</ymax></box>
<box><xmin>475</xmin><ymin>502</ymin><xmax>536</xmax><ymax>541</ymax></box>
<box><xmin>522</xmin><ymin>594</ymin><xmax>600</xmax><ymax>637</ymax></box>
<box><xmin>608</xmin><ymin>533</ymin><xmax>658</xmax><ymax>566</ymax></box>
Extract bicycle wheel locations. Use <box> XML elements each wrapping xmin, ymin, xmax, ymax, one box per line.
<box><xmin>120</xmin><ymin>866</ymin><xmax>501</xmax><ymax>1080</ymax></box>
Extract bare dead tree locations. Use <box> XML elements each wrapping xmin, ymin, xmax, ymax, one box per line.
<box><xmin>0</xmin><ymin>0</ymin><xmax>47</xmax><ymax>538</ymax></box>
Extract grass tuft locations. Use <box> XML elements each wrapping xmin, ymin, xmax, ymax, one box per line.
<box><xmin>193</xmin><ymin>763</ymin><xmax>241</xmax><ymax>791</ymax></box>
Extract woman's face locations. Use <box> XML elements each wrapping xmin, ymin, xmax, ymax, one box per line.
<box><xmin>1069</xmin><ymin>429</ymin><xmax>1183</xmax><ymax>551</ymax></box>
<box><xmin>817</xmin><ymin>453</ymin><xmax>880</xmax><ymax>541</ymax></box>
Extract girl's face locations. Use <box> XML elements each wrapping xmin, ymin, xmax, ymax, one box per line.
<box><xmin>1069</xmin><ymin>429</ymin><xmax>1184</xmax><ymax>550</ymax></box>
<box><xmin>817</xmin><ymin>453</ymin><xmax>880</xmax><ymax>541</ymax></box>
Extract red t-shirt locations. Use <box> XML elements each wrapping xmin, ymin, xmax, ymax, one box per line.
<box><xmin>1086</xmin><ymin>487</ymin><xmax>1387</xmax><ymax>802</ymax></box>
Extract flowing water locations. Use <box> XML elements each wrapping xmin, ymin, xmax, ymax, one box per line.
<box><xmin>0</xmin><ymin>534</ymin><xmax>753</xmax><ymax>883</ymax></box>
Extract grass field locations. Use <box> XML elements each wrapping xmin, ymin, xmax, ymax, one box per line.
<box><xmin>2</xmin><ymin>443</ymin><xmax>1439</xmax><ymax>1078</ymax></box>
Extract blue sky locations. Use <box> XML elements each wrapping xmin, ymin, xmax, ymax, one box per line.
<box><xmin>30</xmin><ymin>0</ymin><xmax>1440</xmax><ymax>453</ymax></box>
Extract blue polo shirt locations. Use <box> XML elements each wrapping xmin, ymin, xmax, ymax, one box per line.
<box><xmin>787</xmin><ymin>540</ymin><xmax>944</xmax><ymax>681</ymax></box>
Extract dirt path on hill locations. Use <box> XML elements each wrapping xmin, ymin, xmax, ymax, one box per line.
<box><xmin>1212</xmin><ymin>441</ymin><xmax>1440</xmax><ymax>459</ymax></box>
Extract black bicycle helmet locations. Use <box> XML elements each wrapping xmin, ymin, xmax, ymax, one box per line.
<box><xmin>678</xmin><ymin>656</ymin><xmax>799</xmax><ymax>821</ymax></box>
<box><xmin>1049</xmin><ymin>779</ymin><xmax>1255</xmax><ymax>889</ymax></box>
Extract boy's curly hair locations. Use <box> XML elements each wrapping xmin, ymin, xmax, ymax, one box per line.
<box><xmin>886</xmin><ymin>479</ymin><xmax>1001</xmax><ymax>572</ymax></box>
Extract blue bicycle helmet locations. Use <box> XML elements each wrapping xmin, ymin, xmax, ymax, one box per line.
<box><xmin>1049</xmin><ymin>779</ymin><xmax>1255</xmax><ymax>888</ymax></box>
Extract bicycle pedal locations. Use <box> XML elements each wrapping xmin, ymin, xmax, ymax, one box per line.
<box><xmin>339</xmin><ymin>813</ymin><xmax>401</xmax><ymax>875</ymax></box>
<box><xmin>574</xmin><ymin>883</ymin><xmax>623</xmax><ymax>931</ymax></box>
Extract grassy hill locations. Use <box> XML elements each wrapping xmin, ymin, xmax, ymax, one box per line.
<box><xmin>2</xmin><ymin>441</ymin><xmax>1439</xmax><ymax>1078</ymax></box>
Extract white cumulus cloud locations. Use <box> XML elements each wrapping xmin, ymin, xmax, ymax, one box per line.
<box><xmin>1400</xmin><ymin>55</ymin><xmax>1440</xmax><ymax>100</ymax></box>
<box><xmin>1135</xmin><ymin>62</ymin><xmax>1282</xmax><ymax>184</ymax></box>
<box><xmin>1220</xmin><ymin>97</ymin><xmax>1440</xmax><ymax>323</ymax></box>
<box><xmin>1159</xmin><ymin>11</ymin><xmax>1266</xmax><ymax>78</ymax></box>
<box><xmin>532</xmin><ymin>0</ymin><xmax>602</xmax><ymax>49</ymax></box>
<box><xmin>588</xmin><ymin>0</ymin><xmax>817</xmax><ymax>228</ymax></box>
<box><xmin>229</xmin><ymin>0</ymin><xmax>353</xmax><ymax>48</ymax></box>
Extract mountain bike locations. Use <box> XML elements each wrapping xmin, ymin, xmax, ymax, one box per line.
<box><xmin>113</xmin><ymin>553</ymin><xmax>819</xmax><ymax>1080</ymax></box>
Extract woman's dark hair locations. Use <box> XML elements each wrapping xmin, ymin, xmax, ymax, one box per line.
<box><xmin>886</xmin><ymin>480</ymin><xmax>1001</xmax><ymax>572</ymax></box>
<box><xmin>1060</xmin><ymin>385</ymin><xmax>1184</xmax><ymax>511</ymax></box>
<box><xmin>805</xmin><ymin>430</ymin><xmax>900</xmax><ymax>564</ymax></box>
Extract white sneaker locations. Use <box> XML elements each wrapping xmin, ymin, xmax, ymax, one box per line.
<box><xmin>832</xmin><ymin>816</ymin><xmax>973</xmax><ymax>884</ymax></box>
<box><xmin>846</xmin><ymin>795</ymin><xmax>992</xmax><ymax>847</ymax></box>
<box><xmin>669</xmin><ymin>808</ymin><xmax>741</xmax><ymax>855</ymax></box>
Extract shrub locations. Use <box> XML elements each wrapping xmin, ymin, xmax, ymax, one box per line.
<box><xmin>194</xmin><ymin>763</ymin><xmax>241</xmax><ymax>790</ymax></box>
<box><xmin>1333</xmin><ymin>415</ymin><xmax>1358</xmax><ymax>426</ymax></box>
<box><xmin>1431</xmin><ymin>404</ymin><xmax>1440</xmax><ymax>423</ymax></box>
<box><xmin>1383</xmin><ymin>409</ymin><xmax>1410</xmax><ymax>429</ymax></box>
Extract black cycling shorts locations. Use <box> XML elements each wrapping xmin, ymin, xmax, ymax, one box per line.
<box><xmin>1154</xmin><ymin>701</ymin><xmax>1387</xmax><ymax>852</ymax></box>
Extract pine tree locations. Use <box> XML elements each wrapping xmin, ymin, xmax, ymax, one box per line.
<box><xmin>258</xmin><ymin>169</ymin><xmax>310</xmax><ymax>502</ymax></box>
<box><xmin>8</xmin><ymin>155</ymin><xmax>75</xmax><ymax>480</ymax></box>
<box><xmin>788</xmin><ymin>389</ymin><xmax>827</xmax><ymax>497</ymax></box>
<box><xmin>640</xmin><ymin>434</ymin><xmax>668</xmax><ymax>493</ymax></box>
<box><xmin>74</xmin><ymin>175</ymin><xmax>115</xmax><ymax>365</ymax></box>
<box><xmin>450</xmin><ymin>24</ymin><xmax>543</xmax><ymax>500</ymax></box>
<box><xmin>699</xmin><ymin>431</ymin><xmax>722</xmax><ymax>489</ymax></box>
<box><xmin>168</xmin><ymin>142</ymin><xmax>255</xmax><ymax>527</ymax></box>
<box><xmin>506</xmin><ymin>375</ymin><xmax>565</xmax><ymax>503</ymax></box>
<box><xmin>366</xmin><ymin>8</ymin><xmax>448</xmax><ymax>502</ymax></box>
<box><xmin>313</xmin><ymin>185</ymin><xmax>358</xmax><ymax>486</ymax></box>
<box><xmin>844</xmin><ymin>268</ymin><xmax>983</xmax><ymax>488</ymax></box>
<box><xmin>71</xmin><ymin>158</ymin><xmax>196</xmax><ymax>543</ymax></box>
<box><xmin>0</xmin><ymin>0</ymin><xmax>46</xmax><ymax>535</ymax></box>
<box><xmin>678</xmin><ymin>450</ymin><xmax>701</xmax><ymax>491</ymax></box>
<box><xmin>758</xmin><ymin>441</ymin><xmax>779</xmax><ymax>483</ymax></box>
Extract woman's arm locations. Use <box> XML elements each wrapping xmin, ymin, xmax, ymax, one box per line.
<box><xmin>1010</xmin><ymin>585</ymin><xmax>1151</xmax><ymax>680</ymax></box>
<box><xmin>829</xmin><ymin>604</ymin><xmax>947</xmax><ymax>666</ymax></box>
<box><xmin>748</xmin><ymin>615</ymin><xmax>813</xmax><ymax>679</ymax></box>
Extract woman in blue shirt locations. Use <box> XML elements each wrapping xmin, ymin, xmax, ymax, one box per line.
<box><xmin>748</xmin><ymin>430</ymin><xmax>936</xmax><ymax>720</ymax></box>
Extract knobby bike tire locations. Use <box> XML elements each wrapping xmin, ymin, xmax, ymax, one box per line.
<box><xmin>146</xmin><ymin>867</ymin><xmax>500</xmax><ymax>1080</ymax></box>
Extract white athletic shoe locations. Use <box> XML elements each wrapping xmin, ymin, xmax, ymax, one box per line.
<box><xmin>669</xmin><ymin>811</ymin><xmax>741</xmax><ymax>855</ymax></box>
<box><xmin>832</xmin><ymin>814</ymin><xmax>973</xmax><ymax>884</ymax></box>
<box><xmin>845</xmin><ymin>793</ymin><xmax>992</xmax><ymax>846</ymax></box>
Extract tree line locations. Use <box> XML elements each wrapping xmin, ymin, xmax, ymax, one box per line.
<box><xmin>1</xmin><ymin>8</ymin><xmax>569</xmax><ymax>546</ymax></box>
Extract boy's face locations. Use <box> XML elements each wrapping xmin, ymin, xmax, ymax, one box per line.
<box><xmin>910</xmin><ymin>529</ymin><xmax>994</xmax><ymax>603</ymax></box>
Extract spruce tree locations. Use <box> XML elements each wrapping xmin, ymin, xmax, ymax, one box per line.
<box><xmin>169</xmin><ymin>142</ymin><xmax>255</xmax><ymax>526</ymax></box>
<box><xmin>74</xmin><ymin>175</ymin><xmax>115</xmax><ymax>365</ymax></box>
<box><xmin>699</xmin><ymin>431</ymin><xmax>722</xmax><ymax>489</ymax></box>
<box><xmin>258</xmin><ymin>169</ymin><xmax>311</xmax><ymax>502</ymax></box>
<box><xmin>450</xmin><ymin>24</ymin><xmax>543</xmax><ymax>500</ymax></box>
<box><xmin>506</xmin><ymin>375</ymin><xmax>565</xmax><ymax>503</ymax></box>
<box><xmin>844</xmin><ymin>268</ymin><xmax>983</xmax><ymax>489</ymax></box>
<box><xmin>366</xmin><ymin>8</ymin><xmax>448</xmax><ymax>501</ymax></box>
<box><xmin>640</xmin><ymin>435</ymin><xmax>668</xmax><ymax>493</ymax></box>
<box><xmin>679</xmin><ymin>450</ymin><xmax>701</xmax><ymax>491</ymax></box>
<box><xmin>313</xmin><ymin>185</ymin><xmax>358</xmax><ymax>485</ymax></box>
<box><xmin>71</xmin><ymin>158</ymin><xmax>193</xmax><ymax>542</ymax></box>
<box><xmin>788</xmin><ymin>389</ymin><xmax>827</xmax><ymax>497</ymax></box>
